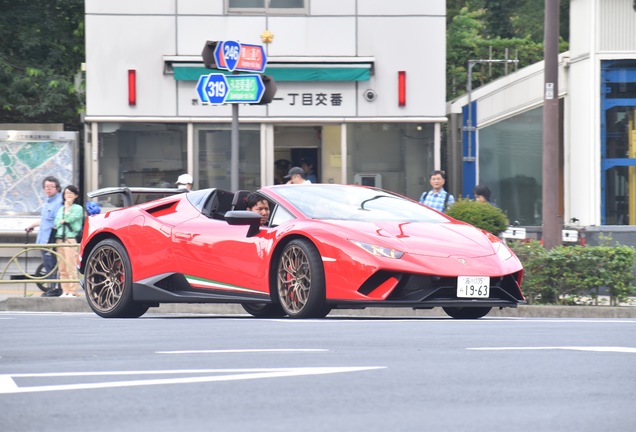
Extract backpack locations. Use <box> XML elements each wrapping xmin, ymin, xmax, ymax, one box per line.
<box><xmin>422</xmin><ymin>191</ymin><xmax>451</xmax><ymax>211</ymax></box>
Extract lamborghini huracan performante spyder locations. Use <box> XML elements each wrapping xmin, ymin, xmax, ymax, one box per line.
<box><xmin>78</xmin><ymin>184</ymin><xmax>524</xmax><ymax>319</ymax></box>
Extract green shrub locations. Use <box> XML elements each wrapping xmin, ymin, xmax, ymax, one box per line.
<box><xmin>507</xmin><ymin>240</ymin><xmax>636</xmax><ymax>305</ymax></box>
<box><xmin>445</xmin><ymin>198</ymin><xmax>509</xmax><ymax>236</ymax></box>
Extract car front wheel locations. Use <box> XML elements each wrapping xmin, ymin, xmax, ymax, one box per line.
<box><xmin>277</xmin><ymin>239</ymin><xmax>330</xmax><ymax>318</ymax></box>
<box><xmin>241</xmin><ymin>303</ymin><xmax>286</xmax><ymax>318</ymax></box>
<box><xmin>84</xmin><ymin>239</ymin><xmax>148</xmax><ymax>318</ymax></box>
<box><xmin>443</xmin><ymin>306</ymin><xmax>492</xmax><ymax>319</ymax></box>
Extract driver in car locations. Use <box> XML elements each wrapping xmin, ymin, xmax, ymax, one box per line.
<box><xmin>245</xmin><ymin>193</ymin><xmax>270</xmax><ymax>226</ymax></box>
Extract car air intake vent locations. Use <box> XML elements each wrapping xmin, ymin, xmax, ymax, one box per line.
<box><xmin>358</xmin><ymin>271</ymin><xmax>402</xmax><ymax>296</ymax></box>
<box><xmin>146</xmin><ymin>202</ymin><xmax>178</xmax><ymax>217</ymax></box>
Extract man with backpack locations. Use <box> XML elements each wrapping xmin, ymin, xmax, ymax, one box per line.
<box><xmin>419</xmin><ymin>170</ymin><xmax>455</xmax><ymax>213</ymax></box>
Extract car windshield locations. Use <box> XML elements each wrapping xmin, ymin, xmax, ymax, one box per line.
<box><xmin>273</xmin><ymin>185</ymin><xmax>448</xmax><ymax>223</ymax></box>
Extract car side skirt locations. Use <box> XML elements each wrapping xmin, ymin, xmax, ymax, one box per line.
<box><xmin>132</xmin><ymin>273</ymin><xmax>270</xmax><ymax>304</ymax></box>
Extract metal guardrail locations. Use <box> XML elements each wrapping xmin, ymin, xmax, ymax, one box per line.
<box><xmin>0</xmin><ymin>243</ymin><xmax>81</xmax><ymax>285</ymax></box>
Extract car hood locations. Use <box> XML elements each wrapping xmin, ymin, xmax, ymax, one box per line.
<box><xmin>320</xmin><ymin>220</ymin><xmax>497</xmax><ymax>258</ymax></box>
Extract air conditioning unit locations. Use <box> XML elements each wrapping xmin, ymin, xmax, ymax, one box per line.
<box><xmin>354</xmin><ymin>173</ymin><xmax>382</xmax><ymax>188</ymax></box>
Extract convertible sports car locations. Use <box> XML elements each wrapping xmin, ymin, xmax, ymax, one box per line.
<box><xmin>78</xmin><ymin>184</ymin><xmax>524</xmax><ymax>319</ymax></box>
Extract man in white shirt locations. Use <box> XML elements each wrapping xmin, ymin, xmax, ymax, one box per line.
<box><xmin>284</xmin><ymin>166</ymin><xmax>311</xmax><ymax>184</ymax></box>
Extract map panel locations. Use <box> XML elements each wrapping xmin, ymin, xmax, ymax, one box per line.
<box><xmin>0</xmin><ymin>140</ymin><xmax>75</xmax><ymax>215</ymax></box>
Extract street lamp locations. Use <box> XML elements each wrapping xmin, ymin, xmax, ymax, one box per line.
<box><xmin>464</xmin><ymin>59</ymin><xmax>519</xmax><ymax>161</ymax></box>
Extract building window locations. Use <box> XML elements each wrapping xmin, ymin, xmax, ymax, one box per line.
<box><xmin>227</xmin><ymin>0</ymin><xmax>306</xmax><ymax>13</ymax></box>
<box><xmin>98</xmin><ymin>123</ymin><xmax>187</xmax><ymax>190</ymax></box>
<box><xmin>195</xmin><ymin>124</ymin><xmax>261</xmax><ymax>191</ymax></box>
<box><xmin>600</xmin><ymin>59</ymin><xmax>636</xmax><ymax>225</ymax></box>
<box><xmin>96</xmin><ymin>123</ymin><xmax>187</xmax><ymax>207</ymax></box>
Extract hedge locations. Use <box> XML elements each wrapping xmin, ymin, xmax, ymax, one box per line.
<box><xmin>508</xmin><ymin>240</ymin><xmax>636</xmax><ymax>305</ymax></box>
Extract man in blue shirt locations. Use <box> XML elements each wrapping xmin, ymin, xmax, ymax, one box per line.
<box><xmin>419</xmin><ymin>170</ymin><xmax>455</xmax><ymax>213</ymax></box>
<box><xmin>26</xmin><ymin>176</ymin><xmax>63</xmax><ymax>297</ymax></box>
<box><xmin>300</xmin><ymin>158</ymin><xmax>318</xmax><ymax>183</ymax></box>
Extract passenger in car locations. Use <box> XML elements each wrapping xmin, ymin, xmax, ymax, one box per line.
<box><xmin>245</xmin><ymin>193</ymin><xmax>270</xmax><ymax>226</ymax></box>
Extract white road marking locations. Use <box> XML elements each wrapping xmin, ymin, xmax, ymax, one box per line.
<box><xmin>0</xmin><ymin>366</ymin><xmax>385</xmax><ymax>394</ymax></box>
<box><xmin>156</xmin><ymin>348</ymin><xmax>328</xmax><ymax>354</ymax></box>
<box><xmin>467</xmin><ymin>346</ymin><xmax>636</xmax><ymax>353</ymax></box>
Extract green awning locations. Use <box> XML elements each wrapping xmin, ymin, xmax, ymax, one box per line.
<box><xmin>173</xmin><ymin>66</ymin><xmax>371</xmax><ymax>82</ymax></box>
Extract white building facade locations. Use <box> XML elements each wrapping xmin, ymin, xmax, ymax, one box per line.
<box><xmin>448</xmin><ymin>0</ymin><xmax>636</xmax><ymax>227</ymax></box>
<box><xmin>84</xmin><ymin>0</ymin><xmax>447</xmax><ymax>199</ymax></box>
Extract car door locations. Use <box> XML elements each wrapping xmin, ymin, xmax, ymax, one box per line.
<box><xmin>171</xmin><ymin>214</ymin><xmax>277</xmax><ymax>298</ymax></box>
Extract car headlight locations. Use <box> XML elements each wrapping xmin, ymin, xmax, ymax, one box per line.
<box><xmin>495</xmin><ymin>242</ymin><xmax>513</xmax><ymax>261</ymax></box>
<box><xmin>349</xmin><ymin>240</ymin><xmax>404</xmax><ymax>259</ymax></box>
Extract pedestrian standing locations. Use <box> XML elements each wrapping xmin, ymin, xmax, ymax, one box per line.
<box><xmin>419</xmin><ymin>170</ymin><xmax>455</xmax><ymax>213</ymax></box>
<box><xmin>473</xmin><ymin>184</ymin><xmax>493</xmax><ymax>204</ymax></box>
<box><xmin>54</xmin><ymin>185</ymin><xmax>84</xmax><ymax>297</ymax></box>
<box><xmin>285</xmin><ymin>166</ymin><xmax>311</xmax><ymax>184</ymax></box>
<box><xmin>25</xmin><ymin>176</ymin><xmax>63</xmax><ymax>297</ymax></box>
<box><xmin>176</xmin><ymin>173</ymin><xmax>193</xmax><ymax>191</ymax></box>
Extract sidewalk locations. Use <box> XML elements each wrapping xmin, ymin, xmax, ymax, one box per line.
<box><xmin>2</xmin><ymin>283</ymin><xmax>636</xmax><ymax>318</ymax></box>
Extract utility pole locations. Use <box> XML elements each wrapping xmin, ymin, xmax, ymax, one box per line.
<box><xmin>542</xmin><ymin>0</ymin><xmax>561</xmax><ymax>249</ymax></box>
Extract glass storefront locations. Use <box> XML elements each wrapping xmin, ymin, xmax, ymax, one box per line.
<box><xmin>348</xmin><ymin>123</ymin><xmax>435</xmax><ymax>201</ymax></box>
<box><xmin>479</xmin><ymin>107</ymin><xmax>544</xmax><ymax>225</ymax></box>
<box><xmin>93</xmin><ymin>121</ymin><xmax>437</xmax><ymax>201</ymax></box>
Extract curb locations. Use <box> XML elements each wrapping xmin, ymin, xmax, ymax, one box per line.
<box><xmin>1</xmin><ymin>297</ymin><xmax>635</xmax><ymax>318</ymax></box>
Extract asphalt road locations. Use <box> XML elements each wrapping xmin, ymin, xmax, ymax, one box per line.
<box><xmin>1</xmin><ymin>312</ymin><xmax>635</xmax><ymax>432</ymax></box>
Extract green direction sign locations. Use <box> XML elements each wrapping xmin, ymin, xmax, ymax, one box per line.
<box><xmin>224</xmin><ymin>74</ymin><xmax>265</xmax><ymax>103</ymax></box>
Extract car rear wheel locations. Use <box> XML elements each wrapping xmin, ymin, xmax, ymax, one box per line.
<box><xmin>241</xmin><ymin>303</ymin><xmax>286</xmax><ymax>318</ymax></box>
<box><xmin>84</xmin><ymin>239</ymin><xmax>149</xmax><ymax>318</ymax></box>
<box><xmin>277</xmin><ymin>239</ymin><xmax>330</xmax><ymax>318</ymax></box>
<box><xmin>443</xmin><ymin>306</ymin><xmax>492</xmax><ymax>319</ymax></box>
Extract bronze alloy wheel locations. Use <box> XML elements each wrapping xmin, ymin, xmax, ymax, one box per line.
<box><xmin>85</xmin><ymin>239</ymin><xmax>148</xmax><ymax>318</ymax></box>
<box><xmin>276</xmin><ymin>239</ymin><xmax>329</xmax><ymax>318</ymax></box>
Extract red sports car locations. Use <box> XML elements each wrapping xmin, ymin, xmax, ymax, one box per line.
<box><xmin>79</xmin><ymin>184</ymin><xmax>524</xmax><ymax>319</ymax></box>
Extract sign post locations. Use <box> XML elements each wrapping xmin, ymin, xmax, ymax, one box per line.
<box><xmin>200</xmin><ymin>40</ymin><xmax>272</xmax><ymax>190</ymax></box>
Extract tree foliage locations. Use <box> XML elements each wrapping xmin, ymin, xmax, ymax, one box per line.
<box><xmin>0</xmin><ymin>0</ymin><xmax>85</xmax><ymax>129</ymax></box>
<box><xmin>447</xmin><ymin>0</ymin><xmax>570</xmax><ymax>100</ymax></box>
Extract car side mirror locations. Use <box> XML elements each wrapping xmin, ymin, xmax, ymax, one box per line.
<box><xmin>225</xmin><ymin>210</ymin><xmax>262</xmax><ymax>237</ymax></box>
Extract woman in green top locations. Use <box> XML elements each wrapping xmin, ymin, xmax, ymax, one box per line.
<box><xmin>54</xmin><ymin>185</ymin><xmax>83</xmax><ymax>297</ymax></box>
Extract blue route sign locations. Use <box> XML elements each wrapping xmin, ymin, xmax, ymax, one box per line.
<box><xmin>195</xmin><ymin>73</ymin><xmax>266</xmax><ymax>105</ymax></box>
<box><xmin>203</xmin><ymin>73</ymin><xmax>228</xmax><ymax>105</ymax></box>
<box><xmin>195</xmin><ymin>74</ymin><xmax>210</xmax><ymax>104</ymax></box>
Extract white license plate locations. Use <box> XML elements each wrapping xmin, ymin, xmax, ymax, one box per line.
<box><xmin>457</xmin><ymin>276</ymin><xmax>490</xmax><ymax>298</ymax></box>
